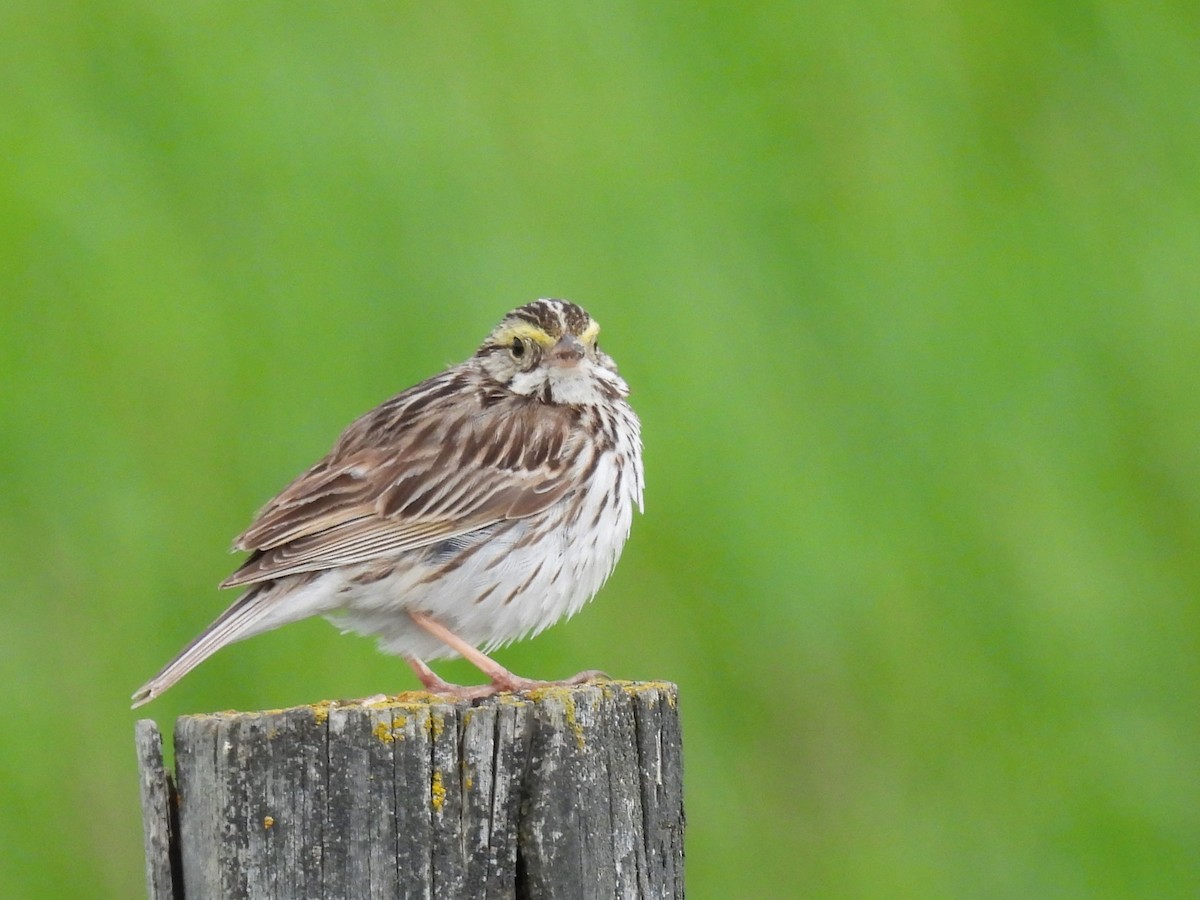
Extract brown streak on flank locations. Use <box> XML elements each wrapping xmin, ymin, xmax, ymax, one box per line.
<box><xmin>597</xmin><ymin>378</ymin><xmax>622</xmax><ymax>402</ymax></box>
<box><xmin>349</xmin><ymin>559</ymin><xmax>397</xmax><ymax>586</ymax></box>
<box><xmin>292</xmin><ymin>570</ymin><xmax>321</xmax><ymax>589</ymax></box>
<box><xmin>591</xmin><ymin>416</ymin><xmax>617</xmax><ymax>453</ymax></box>
<box><xmin>508</xmin><ymin>512</ymin><xmax>558</xmax><ymax>552</ymax></box>
<box><xmin>503</xmin><ymin>560</ymin><xmax>545</xmax><ymax>606</ymax></box>
<box><xmin>416</xmin><ymin>522</ymin><xmax>507</xmax><ymax>585</ymax></box>
<box><xmin>415</xmin><ymin>565</ymin><xmax>449</xmax><ymax>587</ymax></box>
<box><xmin>577</xmin><ymin>448</ymin><xmax>604</xmax><ymax>489</ymax></box>
<box><xmin>472</xmin><ymin>581</ymin><xmax>501</xmax><ymax>606</ymax></box>
<box><xmin>590</xmin><ymin>496</ymin><xmax>608</xmax><ymax>529</ymax></box>
<box><xmin>483</xmin><ymin>514</ymin><xmax>553</xmax><ymax>569</ymax></box>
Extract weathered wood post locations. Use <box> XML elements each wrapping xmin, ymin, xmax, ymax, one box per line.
<box><xmin>136</xmin><ymin>681</ymin><xmax>684</xmax><ymax>899</ymax></box>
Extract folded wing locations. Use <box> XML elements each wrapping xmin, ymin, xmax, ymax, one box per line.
<box><xmin>222</xmin><ymin>380</ymin><xmax>580</xmax><ymax>587</ymax></box>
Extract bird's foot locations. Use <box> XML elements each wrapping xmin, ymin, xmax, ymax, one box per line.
<box><xmin>404</xmin><ymin>654</ymin><xmax>610</xmax><ymax>700</ymax></box>
<box><xmin>476</xmin><ymin>667</ymin><xmax>612</xmax><ymax>696</ymax></box>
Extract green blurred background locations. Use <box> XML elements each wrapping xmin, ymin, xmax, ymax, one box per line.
<box><xmin>2</xmin><ymin>3</ymin><xmax>1198</xmax><ymax>897</ymax></box>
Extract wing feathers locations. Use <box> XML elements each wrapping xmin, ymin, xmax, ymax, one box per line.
<box><xmin>222</xmin><ymin>370</ymin><xmax>581</xmax><ymax>587</ymax></box>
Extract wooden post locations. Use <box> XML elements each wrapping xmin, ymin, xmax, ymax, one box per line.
<box><xmin>136</xmin><ymin>681</ymin><xmax>684</xmax><ymax>899</ymax></box>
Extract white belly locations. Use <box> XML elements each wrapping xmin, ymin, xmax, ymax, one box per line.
<box><xmin>326</xmin><ymin>449</ymin><xmax>639</xmax><ymax>661</ymax></box>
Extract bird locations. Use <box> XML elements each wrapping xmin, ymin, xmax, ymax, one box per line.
<box><xmin>131</xmin><ymin>299</ymin><xmax>644</xmax><ymax>707</ymax></box>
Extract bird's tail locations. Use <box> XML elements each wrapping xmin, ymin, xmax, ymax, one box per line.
<box><xmin>131</xmin><ymin>585</ymin><xmax>277</xmax><ymax>708</ymax></box>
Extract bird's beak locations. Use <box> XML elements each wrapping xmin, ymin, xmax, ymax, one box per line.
<box><xmin>546</xmin><ymin>334</ymin><xmax>585</xmax><ymax>368</ymax></box>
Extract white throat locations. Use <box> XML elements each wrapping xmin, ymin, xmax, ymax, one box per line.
<box><xmin>510</xmin><ymin>362</ymin><xmax>611</xmax><ymax>405</ymax></box>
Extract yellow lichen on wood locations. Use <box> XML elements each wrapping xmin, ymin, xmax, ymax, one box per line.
<box><xmin>616</xmin><ymin>680</ymin><xmax>678</xmax><ymax>707</ymax></box>
<box><xmin>564</xmin><ymin>693</ymin><xmax>585</xmax><ymax>750</ymax></box>
<box><xmin>369</xmin><ymin>712</ymin><xmax>413</xmax><ymax>743</ymax></box>
<box><xmin>310</xmin><ymin>701</ymin><xmax>332</xmax><ymax>726</ymax></box>
<box><xmin>427</xmin><ymin>712</ymin><xmax>445</xmax><ymax>740</ymax></box>
<box><xmin>263</xmin><ymin>816</ymin><xmax>275</xmax><ymax>829</ymax></box>
<box><xmin>430</xmin><ymin>770</ymin><xmax>446</xmax><ymax>812</ymax></box>
<box><xmin>527</xmin><ymin>685</ymin><xmax>586</xmax><ymax>750</ymax></box>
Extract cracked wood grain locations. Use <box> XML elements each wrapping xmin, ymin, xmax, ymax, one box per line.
<box><xmin>136</xmin><ymin>682</ymin><xmax>684</xmax><ymax>899</ymax></box>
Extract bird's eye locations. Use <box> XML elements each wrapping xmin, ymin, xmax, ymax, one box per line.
<box><xmin>510</xmin><ymin>338</ymin><xmax>526</xmax><ymax>360</ymax></box>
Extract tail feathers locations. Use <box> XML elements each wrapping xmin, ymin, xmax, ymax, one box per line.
<box><xmin>131</xmin><ymin>586</ymin><xmax>276</xmax><ymax>708</ymax></box>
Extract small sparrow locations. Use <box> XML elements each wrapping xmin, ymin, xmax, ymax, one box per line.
<box><xmin>132</xmin><ymin>299</ymin><xmax>643</xmax><ymax>707</ymax></box>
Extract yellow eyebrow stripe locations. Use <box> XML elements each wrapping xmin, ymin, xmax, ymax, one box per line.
<box><xmin>494</xmin><ymin>323</ymin><xmax>555</xmax><ymax>348</ymax></box>
<box><xmin>495</xmin><ymin>319</ymin><xmax>600</xmax><ymax>347</ymax></box>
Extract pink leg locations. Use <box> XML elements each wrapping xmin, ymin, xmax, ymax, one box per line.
<box><xmin>407</xmin><ymin>610</ymin><xmax>609</xmax><ymax>697</ymax></box>
<box><xmin>403</xmin><ymin>655</ymin><xmax>465</xmax><ymax>693</ymax></box>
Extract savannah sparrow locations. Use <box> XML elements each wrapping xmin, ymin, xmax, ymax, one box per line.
<box><xmin>131</xmin><ymin>299</ymin><xmax>643</xmax><ymax>707</ymax></box>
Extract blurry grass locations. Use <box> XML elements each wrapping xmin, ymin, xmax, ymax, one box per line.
<box><xmin>2</xmin><ymin>2</ymin><xmax>1199</xmax><ymax>897</ymax></box>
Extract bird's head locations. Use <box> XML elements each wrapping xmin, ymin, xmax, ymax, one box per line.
<box><xmin>476</xmin><ymin>299</ymin><xmax>628</xmax><ymax>405</ymax></box>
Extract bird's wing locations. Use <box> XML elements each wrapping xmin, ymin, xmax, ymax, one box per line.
<box><xmin>221</xmin><ymin>377</ymin><xmax>582</xmax><ymax>587</ymax></box>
